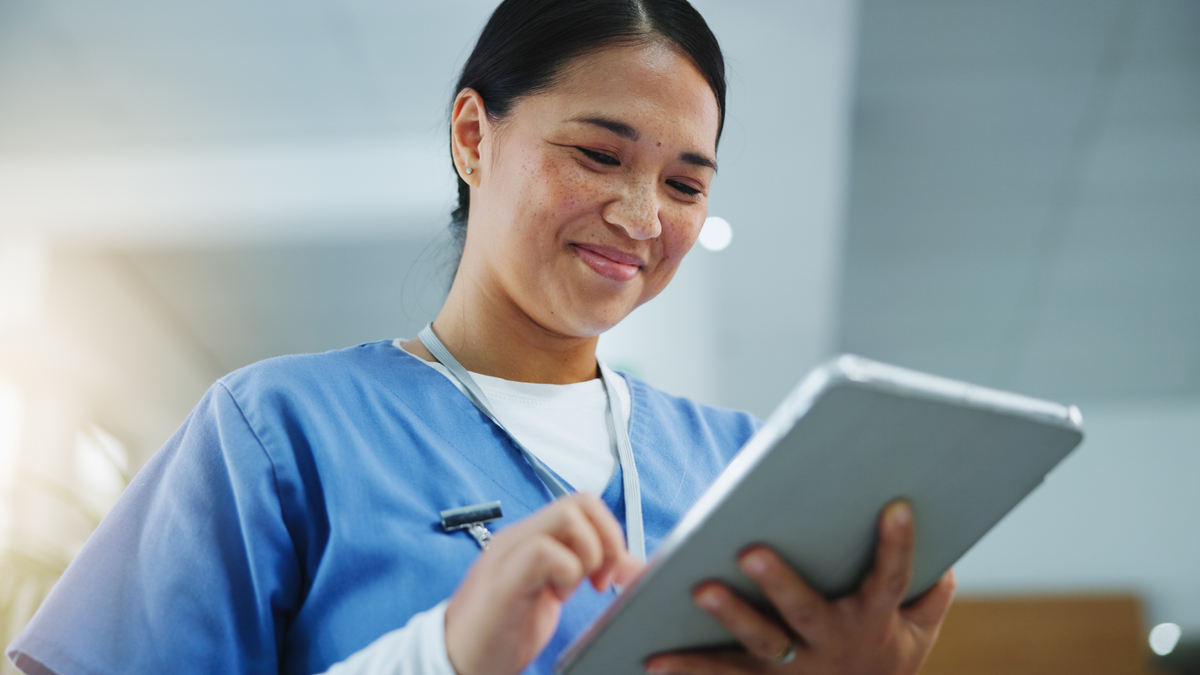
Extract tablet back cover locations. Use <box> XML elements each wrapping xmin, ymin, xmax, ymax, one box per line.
<box><xmin>555</xmin><ymin>355</ymin><xmax>1084</xmax><ymax>675</ymax></box>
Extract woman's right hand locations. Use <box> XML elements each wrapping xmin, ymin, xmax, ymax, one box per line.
<box><xmin>444</xmin><ymin>493</ymin><xmax>645</xmax><ymax>675</ymax></box>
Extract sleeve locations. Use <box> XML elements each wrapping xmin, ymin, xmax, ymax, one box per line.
<box><xmin>320</xmin><ymin>600</ymin><xmax>457</xmax><ymax>675</ymax></box>
<box><xmin>6</xmin><ymin>383</ymin><xmax>303</xmax><ymax>675</ymax></box>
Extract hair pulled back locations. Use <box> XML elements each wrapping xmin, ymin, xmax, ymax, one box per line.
<box><xmin>447</xmin><ymin>0</ymin><xmax>727</xmax><ymax>263</ymax></box>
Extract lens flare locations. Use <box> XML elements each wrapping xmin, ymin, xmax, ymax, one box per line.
<box><xmin>1149</xmin><ymin>623</ymin><xmax>1182</xmax><ymax>656</ymax></box>
<box><xmin>698</xmin><ymin>216</ymin><xmax>732</xmax><ymax>252</ymax></box>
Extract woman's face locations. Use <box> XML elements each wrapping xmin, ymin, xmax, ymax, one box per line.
<box><xmin>452</xmin><ymin>40</ymin><xmax>721</xmax><ymax>338</ymax></box>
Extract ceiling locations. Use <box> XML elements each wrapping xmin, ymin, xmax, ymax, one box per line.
<box><xmin>838</xmin><ymin>0</ymin><xmax>1200</xmax><ymax>401</ymax></box>
<box><xmin>0</xmin><ymin>0</ymin><xmax>499</xmax><ymax>150</ymax></box>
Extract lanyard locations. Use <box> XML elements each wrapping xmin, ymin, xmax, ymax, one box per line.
<box><xmin>417</xmin><ymin>324</ymin><xmax>646</xmax><ymax>562</ymax></box>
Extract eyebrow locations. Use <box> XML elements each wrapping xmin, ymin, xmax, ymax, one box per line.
<box><xmin>680</xmin><ymin>151</ymin><xmax>718</xmax><ymax>172</ymax></box>
<box><xmin>569</xmin><ymin>115</ymin><xmax>640</xmax><ymax>140</ymax></box>
<box><xmin>568</xmin><ymin>115</ymin><xmax>718</xmax><ymax>172</ymax></box>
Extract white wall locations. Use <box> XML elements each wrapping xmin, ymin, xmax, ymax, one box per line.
<box><xmin>598</xmin><ymin>245</ymin><xmax>720</xmax><ymax>403</ymax></box>
<box><xmin>955</xmin><ymin>397</ymin><xmax>1200</xmax><ymax>632</ymax></box>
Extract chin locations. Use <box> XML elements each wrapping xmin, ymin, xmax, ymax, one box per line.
<box><xmin>536</xmin><ymin>298</ymin><xmax>637</xmax><ymax>339</ymax></box>
<box><xmin>579</xmin><ymin>299</ymin><xmax>647</xmax><ymax>336</ymax></box>
<box><xmin>529</xmin><ymin>270</ymin><xmax>659</xmax><ymax>338</ymax></box>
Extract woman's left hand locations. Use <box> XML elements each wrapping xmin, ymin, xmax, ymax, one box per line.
<box><xmin>644</xmin><ymin>501</ymin><xmax>956</xmax><ymax>675</ymax></box>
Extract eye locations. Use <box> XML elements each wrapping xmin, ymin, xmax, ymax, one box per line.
<box><xmin>577</xmin><ymin>147</ymin><xmax>620</xmax><ymax>166</ymax></box>
<box><xmin>666</xmin><ymin>179</ymin><xmax>701</xmax><ymax>197</ymax></box>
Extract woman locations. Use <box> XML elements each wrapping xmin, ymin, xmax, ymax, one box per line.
<box><xmin>7</xmin><ymin>1</ymin><xmax>954</xmax><ymax>674</ymax></box>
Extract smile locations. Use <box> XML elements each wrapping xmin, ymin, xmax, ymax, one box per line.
<box><xmin>571</xmin><ymin>243</ymin><xmax>645</xmax><ymax>282</ymax></box>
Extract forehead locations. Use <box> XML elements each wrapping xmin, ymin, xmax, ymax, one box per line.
<box><xmin>515</xmin><ymin>41</ymin><xmax>721</xmax><ymax>151</ymax></box>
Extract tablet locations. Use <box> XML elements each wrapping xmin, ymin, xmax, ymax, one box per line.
<box><xmin>555</xmin><ymin>355</ymin><xmax>1084</xmax><ymax>675</ymax></box>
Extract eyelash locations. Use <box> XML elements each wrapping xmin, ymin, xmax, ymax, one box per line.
<box><xmin>577</xmin><ymin>147</ymin><xmax>619</xmax><ymax>166</ymax></box>
<box><xmin>575</xmin><ymin>148</ymin><xmax>703</xmax><ymax>197</ymax></box>
<box><xmin>667</xmin><ymin>180</ymin><xmax>701</xmax><ymax>196</ymax></box>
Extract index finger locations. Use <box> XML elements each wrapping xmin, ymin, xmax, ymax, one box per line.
<box><xmin>563</xmin><ymin>493</ymin><xmax>642</xmax><ymax>590</ymax></box>
<box><xmin>738</xmin><ymin>546</ymin><xmax>830</xmax><ymax>644</ymax></box>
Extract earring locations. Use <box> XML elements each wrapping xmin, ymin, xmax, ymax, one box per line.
<box><xmin>465</xmin><ymin>167</ymin><xmax>474</xmax><ymax>175</ymax></box>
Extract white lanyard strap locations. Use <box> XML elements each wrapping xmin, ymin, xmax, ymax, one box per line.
<box><xmin>417</xmin><ymin>324</ymin><xmax>645</xmax><ymax>562</ymax></box>
<box><xmin>598</xmin><ymin>359</ymin><xmax>646</xmax><ymax>562</ymax></box>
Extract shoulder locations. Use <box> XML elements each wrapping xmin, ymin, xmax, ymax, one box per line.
<box><xmin>135</xmin><ymin>340</ymin><xmax>437</xmax><ymax>477</ymax></box>
<box><xmin>202</xmin><ymin>340</ymin><xmax>464</xmax><ymax>459</ymax></box>
<box><xmin>219</xmin><ymin>339</ymin><xmax>413</xmax><ymax>393</ymax></box>
<box><xmin>216</xmin><ymin>339</ymin><xmax>439</xmax><ymax>413</ymax></box>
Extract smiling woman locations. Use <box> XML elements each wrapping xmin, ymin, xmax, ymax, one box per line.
<box><xmin>5</xmin><ymin>1</ymin><xmax>952</xmax><ymax>675</ymax></box>
<box><xmin>417</xmin><ymin>40</ymin><xmax>721</xmax><ymax>382</ymax></box>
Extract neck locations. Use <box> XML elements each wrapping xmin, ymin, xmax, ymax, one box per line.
<box><xmin>404</xmin><ymin>275</ymin><xmax>601</xmax><ymax>385</ymax></box>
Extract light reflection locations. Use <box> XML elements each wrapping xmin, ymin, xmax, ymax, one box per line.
<box><xmin>0</xmin><ymin>236</ymin><xmax>49</xmax><ymax>328</ymax></box>
<box><xmin>698</xmin><ymin>216</ymin><xmax>732</xmax><ymax>252</ymax></box>
<box><xmin>0</xmin><ymin>377</ymin><xmax>22</xmax><ymax>550</ymax></box>
<box><xmin>75</xmin><ymin>425</ymin><xmax>130</xmax><ymax>517</ymax></box>
<box><xmin>1149</xmin><ymin>622</ymin><xmax>1182</xmax><ymax>656</ymax></box>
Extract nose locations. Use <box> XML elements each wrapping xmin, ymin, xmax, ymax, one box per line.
<box><xmin>602</xmin><ymin>177</ymin><xmax>662</xmax><ymax>241</ymax></box>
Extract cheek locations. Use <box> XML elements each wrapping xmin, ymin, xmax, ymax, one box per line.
<box><xmin>511</xmin><ymin>155</ymin><xmax>598</xmax><ymax>232</ymax></box>
<box><xmin>659</xmin><ymin>213</ymin><xmax>705</xmax><ymax>262</ymax></box>
<box><xmin>640</xmin><ymin>212</ymin><xmax>703</xmax><ymax>300</ymax></box>
<box><xmin>549</xmin><ymin>159</ymin><xmax>612</xmax><ymax>222</ymax></box>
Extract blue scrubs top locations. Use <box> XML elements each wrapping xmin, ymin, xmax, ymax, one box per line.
<box><xmin>8</xmin><ymin>341</ymin><xmax>760</xmax><ymax>675</ymax></box>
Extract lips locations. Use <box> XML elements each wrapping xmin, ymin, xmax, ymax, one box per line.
<box><xmin>572</xmin><ymin>243</ymin><xmax>645</xmax><ymax>282</ymax></box>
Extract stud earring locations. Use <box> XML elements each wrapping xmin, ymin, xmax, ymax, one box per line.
<box><xmin>465</xmin><ymin>167</ymin><xmax>474</xmax><ymax>175</ymax></box>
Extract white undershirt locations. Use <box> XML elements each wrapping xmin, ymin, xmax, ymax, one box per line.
<box><xmin>321</xmin><ymin>340</ymin><xmax>633</xmax><ymax>675</ymax></box>
<box><xmin>395</xmin><ymin>338</ymin><xmax>631</xmax><ymax>494</ymax></box>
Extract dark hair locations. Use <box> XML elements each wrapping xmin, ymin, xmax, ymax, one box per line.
<box><xmin>447</xmin><ymin>0</ymin><xmax>727</xmax><ymax>266</ymax></box>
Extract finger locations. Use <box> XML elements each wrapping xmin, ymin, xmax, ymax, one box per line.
<box><xmin>859</xmin><ymin>500</ymin><xmax>915</xmax><ymax>612</ymax></box>
<box><xmin>692</xmin><ymin>582</ymin><xmax>794</xmax><ymax>662</ymax></box>
<box><xmin>646</xmin><ymin>649</ymin><xmax>761</xmax><ymax>675</ymax></box>
<box><xmin>513</xmin><ymin>534</ymin><xmax>586</xmax><ymax>601</ymax></box>
<box><xmin>612</xmin><ymin>552</ymin><xmax>646</xmax><ymax>587</ymax></box>
<box><xmin>542</xmin><ymin>497</ymin><xmax>607</xmax><ymax>583</ymax></box>
<box><xmin>903</xmin><ymin>568</ymin><xmax>956</xmax><ymax>631</ymax></box>
<box><xmin>571</xmin><ymin>493</ymin><xmax>638</xmax><ymax>589</ymax></box>
<box><xmin>738</xmin><ymin>546</ymin><xmax>829</xmax><ymax>644</ymax></box>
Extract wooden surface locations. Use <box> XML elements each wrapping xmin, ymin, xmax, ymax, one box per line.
<box><xmin>919</xmin><ymin>595</ymin><xmax>1162</xmax><ymax>675</ymax></box>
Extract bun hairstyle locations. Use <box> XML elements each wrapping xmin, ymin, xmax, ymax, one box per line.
<box><xmin>447</xmin><ymin>0</ymin><xmax>727</xmax><ymax>270</ymax></box>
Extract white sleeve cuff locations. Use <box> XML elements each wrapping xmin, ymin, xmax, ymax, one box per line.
<box><xmin>320</xmin><ymin>599</ymin><xmax>457</xmax><ymax>675</ymax></box>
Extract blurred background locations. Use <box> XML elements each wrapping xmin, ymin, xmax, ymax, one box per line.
<box><xmin>0</xmin><ymin>0</ymin><xmax>1196</xmax><ymax>672</ymax></box>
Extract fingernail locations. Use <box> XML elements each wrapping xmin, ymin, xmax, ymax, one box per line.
<box><xmin>696</xmin><ymin>587</ymin><xmax>722</xmax><ymax>610</ymax></box>
<box><xmin>645</xmin><ymin>661</ymin><xmax>669</xmax><ymax>675</ymax></box>
<box><xmin>741</xmin><ymin>550</ymin><xmax>769</xmax><ymax>577</ymax></box>
<box><xmin>889</xmin><ymin>502</ymin><xmax>912</xmax><ymax>528</ymax></box>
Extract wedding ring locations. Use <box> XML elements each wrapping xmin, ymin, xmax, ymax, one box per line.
<box><xmin>772</xmin><ymin>637</ymin><xmax>796</xmax><ymax>665</ymax></box>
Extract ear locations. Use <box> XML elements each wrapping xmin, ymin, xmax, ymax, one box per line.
<box><xmin>451</xmin><ymin>89</ymin><xmax>487</xmax><ymax>185</ymax></box>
